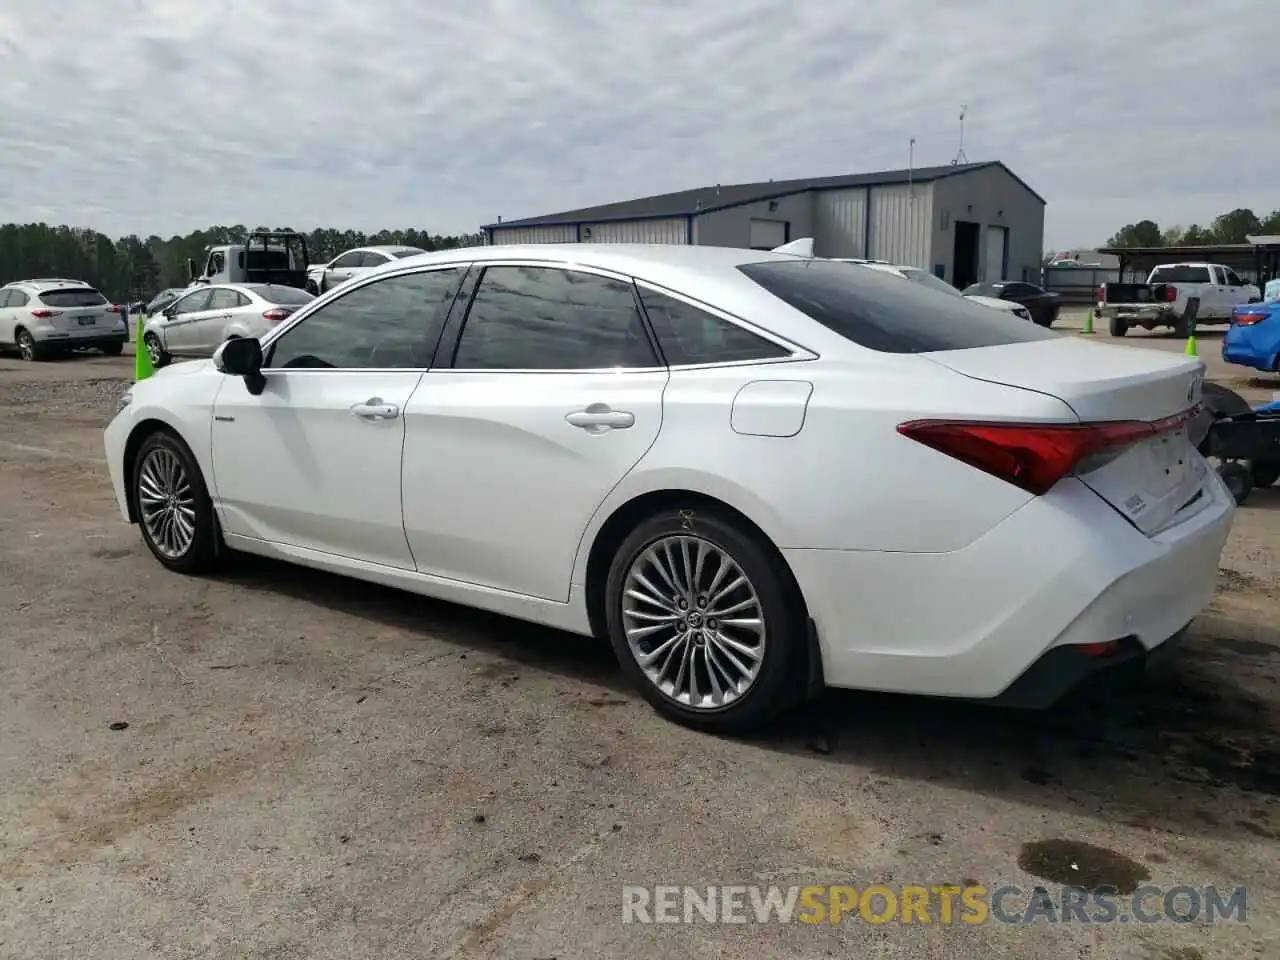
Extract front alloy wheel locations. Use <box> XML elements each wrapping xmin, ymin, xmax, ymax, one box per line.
<box><xmin>132</xmin><ymin>431</ymin><xmax>221</xmax><ymax>573</ymax></box>
<box><xmin>138</xmin><ymin>446</ymin><xmax>197</xmax><ymax>559</ymax></box>
<box><xmin>144</xmin><ymin>333</ymin><xmax>168</xmax><ymax>367</ymax></box>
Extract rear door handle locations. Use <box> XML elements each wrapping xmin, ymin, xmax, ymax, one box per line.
<box><xmin>565</xmin><ymin>405</ymin><xmax>635</xmax><ymax>432</ymax></box>
<box><xmin>350</xmin><ymin>397</ymin><xmax>399</xmax><ymax>420</ymax></box>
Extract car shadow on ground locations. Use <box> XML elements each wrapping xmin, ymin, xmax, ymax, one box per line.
<box><xmin>219</xmin><ymin>553</ymin><xmax>1280</xmax><ymax>840</ymax></box>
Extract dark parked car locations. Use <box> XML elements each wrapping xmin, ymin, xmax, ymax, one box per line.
<box><xmin>144</xmin><ymin>288</ymin><xmax>185</xmax><ymax>316</ymax></box>
<box><xmin>962</xmin><ymin>281</ymin><xmax>1060</xmax><ymax>328</ymax></box>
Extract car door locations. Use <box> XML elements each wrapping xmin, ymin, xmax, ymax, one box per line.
<box><xmin>209</xmin><ymin>265</ymin><xmax>467</xmax><ymax>568</ymax></box>
<box><xmin>323</xmin><ymin>251</ymin><xmax>366</xmax><ymax>292</ymax></box>
<box><xmin>1220</xmin><ymin>267</ymin><xmax>1251</xmax><ymax>311</ymax></box>
<box><xmin>186</xmin><ymin>287</ymin><xmax>239</xmax><ymax>353</ymax></box>
<box><xmin>401</xmin><ymin>262</ymin><xmax>668</xmax><ymax>601</ymax></box>
<box><xmin>160</xmin><ymin>288</ymin><xmax>214</xmax><ymax>352</ymax></box>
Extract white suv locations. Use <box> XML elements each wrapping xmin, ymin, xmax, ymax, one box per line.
<box><xmin>0</xmin><ymin>279</ymin><xmax>128</xmax><ymax>361</ymax></box>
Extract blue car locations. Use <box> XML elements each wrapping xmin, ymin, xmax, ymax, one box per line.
<box><xmin>1223</xmin><ymin>301</ymin><xmax>1280</xmax><ymax>373</ymax></box>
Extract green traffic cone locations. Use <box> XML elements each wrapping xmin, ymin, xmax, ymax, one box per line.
<box><xmin>134</xmin><ymin>315</ymin><xmax>155</xmax><ymax>381</ymax></box>
<box><xmin>1184</xmin><ymin>334</ymin><xmax>1197</xmax><ymax>358</ymax></box>
<box><xmin>1081</xmin><ymin>310</ymin><xmax>1094</xmax><ymax>335</ymax></box>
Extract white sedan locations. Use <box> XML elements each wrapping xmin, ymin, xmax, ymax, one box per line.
<box><xmin>142</xmin><ymin>283</ymin><xmax>315</xmax><ymax>367</ymax></box>
<box><xmin>105</xmin><ymin>244</ymin><xmax>1233</xmax><ymax>733</ymax></box>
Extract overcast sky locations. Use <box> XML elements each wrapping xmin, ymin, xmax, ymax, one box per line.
<box><xmin>0</xmin><ymin>0</ymin><xmax>1272</xmax><ymax>249</ymax></box>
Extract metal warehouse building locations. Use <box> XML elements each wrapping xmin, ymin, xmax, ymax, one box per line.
<box><xmin>482</xmin><ymin>160</ymin><xmax>1045</xmax><ymax>289</ymax></box>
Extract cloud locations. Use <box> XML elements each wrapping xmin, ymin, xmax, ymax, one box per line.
<box><xmin>0</xmin><ymin>0</ymin><xmax>1274</xmax><ymax>247</ymax></box>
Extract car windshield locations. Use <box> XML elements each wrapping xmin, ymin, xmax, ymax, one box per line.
<box><xmin>900</xmin><ymin>268</ymin><xmax>963</xmax><ymax>298</ymax></box>
<box><xmin>738</xmin><ymin>259</ymin><xmax>1058</xmax><ymax>354</ymax></box>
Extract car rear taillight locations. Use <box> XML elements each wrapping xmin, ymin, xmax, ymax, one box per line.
<box><xmin>1232</xmin><ymin>310</ymin><xmax>1268</xmax><ymax>326</ymax></box>
<box><xmin>1097</xmin><ymin>284</ymin><xmax>1105</xmax><ymax>303</ymax></box>
<box><xmin>105</xmin><ymin>305</ymin><xmax>121</xmax><ymax>313</ymax></box>
<box><xmin>1162</xmin><ymin>285</ymin><xmax>1177</xmax><ymax>302</ymax></box>
<box><xmin>262</xmin><ymin>308</ymin><xmax>292</xmax><ymax>323</ymax></box>
<box><xmin>897</xmin><ymin>408</ymin><xmax>1201</xmax><ymax>496</ymax></box>
<box><xmin>30</xmin><ymin>308</ymin><xmax>62</xmax><ymax>318</ymax></box>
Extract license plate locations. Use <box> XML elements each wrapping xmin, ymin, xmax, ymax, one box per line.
<box><xmin>77</xmin><ymin>316</ymin><xmax>97</xmax><ymax>326</ymax></box>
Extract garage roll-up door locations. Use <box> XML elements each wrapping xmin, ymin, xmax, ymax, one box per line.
<box><xmin>749</xmin><ymin>219</ymin><xmax>788</xmax><ymax>250</ymax></box>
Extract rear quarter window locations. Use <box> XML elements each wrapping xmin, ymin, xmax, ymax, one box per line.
<box><xmin>738</xmin><ymin>260</ymin><xmax>1058</xmax><ymax>354</ymax></box>
<box><xmin>252</xmin><ymin>285</ymin><xmax>314</xmax><ymax>304</ymax></box>
<box><xmin>38</xmin><ymin>288</ymin><xmax>109</xmax><ymax>308</ymax></box>
<box><xmin>1150</xmin><ymin>265</ymin><xmax>1212</xmax><ymax>284</ymax></box>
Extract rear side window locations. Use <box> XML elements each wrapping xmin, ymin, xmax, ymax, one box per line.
<box><xmin>38</xmin><ymin>288</ymin><xmax>109</xmax><ymax>308</ymax></box>
<box><xmin>738</xmin><ymin>260</ymin><xmax>1058</xmax><ymax>354</ymax></box>
<box><xmin>1150</xmin><ymin>265</ymin><xmax>1212</xmax><ymax>284</ymax></box>
<box><xmin>638</xmin><ymin>288</ymin><xmax>791</xmax><ymax>364</ymax></box>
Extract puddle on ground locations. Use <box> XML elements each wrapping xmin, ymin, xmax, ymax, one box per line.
<box><xmin>1017</xmin><ymin>839</ymin><xmax>1150</xmax><ymax>894</ymax></box>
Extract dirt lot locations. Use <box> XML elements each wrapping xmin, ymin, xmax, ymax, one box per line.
<box><xmin>1</xmin><ymin>324</ymin><xmax>1278</xmax><ymax>960</ymax></box>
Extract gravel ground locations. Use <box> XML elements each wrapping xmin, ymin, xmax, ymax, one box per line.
<box><xmin>1</xmin><ymin>333</ymin><xmax>1278</xmax><ymax>960</ymax></box>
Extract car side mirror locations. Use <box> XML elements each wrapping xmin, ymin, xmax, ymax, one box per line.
<box><xmin>214</xmin><ymin>337</ymin><xmax>266</xmax><ymax>395</ymax></box>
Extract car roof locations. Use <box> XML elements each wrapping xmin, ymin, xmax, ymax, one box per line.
<box><xmin>4</xmin><ymin>278</ymin><xmax>93</xmax><ymax>290</ymax></box>
<box><xmin>358</xmin><ymin>245</ymin><xmax>424</xmax><ymax>254</ymax></box>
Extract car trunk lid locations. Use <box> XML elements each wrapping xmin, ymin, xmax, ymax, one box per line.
<box><xmin>924</xmin><ymin>338</ymin><xmax>1211</xmax><ymax>536</ymax></box>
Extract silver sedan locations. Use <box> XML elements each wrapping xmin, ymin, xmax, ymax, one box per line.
<box><xmin>143</xmin><ymin>283</ymin><xmax>314</xmax><ymax>367</ymax></box>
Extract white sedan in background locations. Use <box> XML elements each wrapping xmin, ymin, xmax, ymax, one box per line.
<box><xmin>143</xmin><ymin>283</ymin><xmax>314</xmax><ymax>367</ymax></box>
<box><xmin>106</xmin><ymin>243</ymin><xmax>1232</xmax><ymax>734</ymax></box>
<box><xmin>305</xmin><ymin>245</ymin><xmax>427</xmax><ymax>295</ymax></box>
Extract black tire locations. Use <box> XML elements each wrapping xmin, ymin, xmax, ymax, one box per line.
<box><xmin>100</xmin><ymin>342</ymin><xmax>124</xmax><ymax>356</ymax></box>
<box><xmin>1109</xmin><ymin>315</ymin><xmax>1128</xmax><ymax>337</ymax></box>
<box><xmin>15</xmin><ymin>328</ymin><xmax>48</xmax><ymax>361</ymax></box>
<box><xmin>1202</xmin><ymin>382</ymin><xmax>1253</xmax><ymax>418</ymax></box>
<box><xmin>1251</xmin><ymin>460</ymin><xmax>1280</xmax><ymax>490</ymax></box>
<box><xmin>603</xmin><ymin>506</ymin><xmax>807</xmax><ymax>734</ymax></box>
<box><xmin>1218</xmin><ymin>461</ymin><xmax>1253</xmax><ymax>506</ymax></box>
<box><xmin>131</xmin><ymin>430</ymin><xmax>222</xmax><ymax>574</ymax></box>
<box><xmin>143</xmin><ymin>332</ymin><xmax>170</xmax><ymax>368</ymax></box>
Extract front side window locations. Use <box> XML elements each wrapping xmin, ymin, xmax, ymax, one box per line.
<box><xmin>171</xmin><ymin>289</ymin><xmax>213</xmax><ymax>315</ymax></box>
<box><xmin>265</xmin><ymin>267</ymin><xmax>465</xmax><ymax>369</ymax></box>
<box><xmin>638</xmin><ymin>288</ymin><xmax>791</xmax><ymax>364</ymax></box>
<box><xmin>451</xmin><ymin>266</ymin><xmax>658</xmax><ymax>370</ymax></box>
<box><xmin>331</xmin><ymin>251</ymin><xmax>365</xmax><ymax>269</ymax></box>
<box><xmin>1223</xmin><ymin>268</ymin><xmax>1244</xmax><ymax>286</ymax></box>
<box><xmin>739</xmin><ymin>259</ymin><xmax>1058</xmax><ymax>354</ymax></box>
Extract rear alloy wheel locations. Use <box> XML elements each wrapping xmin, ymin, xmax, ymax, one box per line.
<box><xmin>1218</xmin><ymin>461</ymin><xmax>1253</xmax><ymax>506</ymax></box>
<box><xmin>604</xmin><ymin>508</ymin><xmax>806</xmax><ymax>733</ymax></box>
<box><xmin>15</xmin><ymin>328</ymin><xmax>46</xmax><ymax>361</ymax></box>
<box><xmin>144</xmin><ymin>333</ymin><xmax>169</xmax><ymax>367</ymax></box>
<box><xmin>133</xmin><ymin>431</ymin><xmax>221</xmax><ymax>573</ymax></box>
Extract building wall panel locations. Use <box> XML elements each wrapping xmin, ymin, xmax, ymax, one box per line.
<box><xmin>488</xmin><ymin>225</ymin><xmax>576</xmax><ymax>245</ymax></box>
<box><xmin>866</xmin><ymin>183</ymin><xmax>933</xmax><ymax>267</ymax></box>
<box><xmin>582</xmin><ymin>219</ymin><xmax>687</xmax><ymax>244</ymax></box>
<box><xmin>814</xmin><ymin>188</ymin><xmax>868</xmax><ymax>258</ymax></box>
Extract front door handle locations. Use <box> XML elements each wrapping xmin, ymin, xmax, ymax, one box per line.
<box><xmin>350</xmin><ymin>397</ymin><xmax>399</xmax><ymax>420</ymax></box>
<box><xmin>565</xmin><ymin>404</ymin><xmax>635</xmax><ymax>433</ymax></box>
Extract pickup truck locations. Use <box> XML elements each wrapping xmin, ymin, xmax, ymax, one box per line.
<box><xmin>1097</xmin><ymin>262</ymin><xmax>1260</xmax><ymax>337</ymax></box>
<box><xmin>186</xmin><ymin>231</ymin><xmax>311</xmax><ymax>291</ymax></box>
